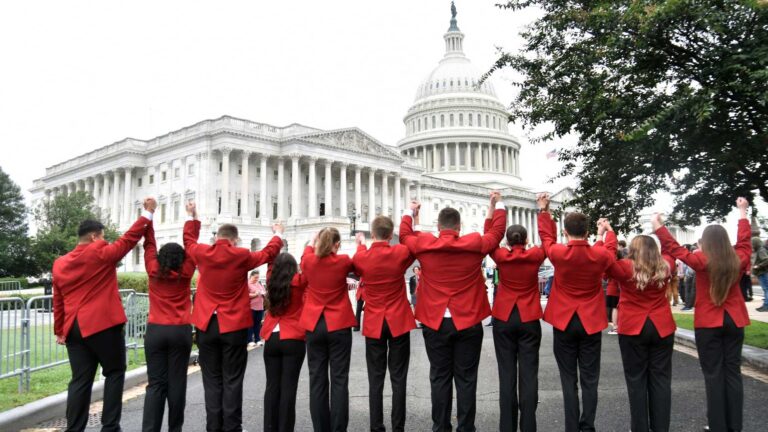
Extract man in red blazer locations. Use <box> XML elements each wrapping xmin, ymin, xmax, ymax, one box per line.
<box><xmin>183</xmin><ymin>201</ymin><xmax>284</xmax><ymax>432</ymax></box>
<box><xmin>52</xmin><ymin>197</ymin><xmax>155</xmax><ymax>432</ymax></box>
<box><xmin>399</xmin><ymin>191</ymin><xmax>506</xmax><ymax>431</ymax></box>
<box><xmin>353</xmin><ymin>216</ymin><xmax>416</xmax><ymax>432</ymax></box>
<box><xmin>536</xmin><ymin>193</ymin><xmax>617</xmax><ymax>432</ymax></box>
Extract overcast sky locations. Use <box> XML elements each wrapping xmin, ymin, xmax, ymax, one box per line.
<box><xmin>0</xmin><ymin>0</ymin><xmax>762</xmax><ymax>237</ymax></box>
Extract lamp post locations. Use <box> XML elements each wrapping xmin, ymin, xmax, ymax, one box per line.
<box><xmin>348</xmin><ymin>211</ymin><xmax>358</xmax><ymax>238</ymax></box>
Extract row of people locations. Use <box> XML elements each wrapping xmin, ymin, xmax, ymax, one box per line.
<box><xmin>51</xmin><ymin>192</ymin><xmax>754</xmax><ymax>432</ymax></box>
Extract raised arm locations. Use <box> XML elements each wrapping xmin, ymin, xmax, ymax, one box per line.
<box><xmin>399</xmin><ymin>200</ymin><xmax>421</xmax><ymax>250</ymax></box>
<box><xmin>605</xmin><ymin>259</ymin><xmax>631</xmax><ymax>282</ymax></box>
<box><xmin>247</xmin><ymin>222</ymin><xmax>285</xmax><ymax>269</ymax></box>
<box><xmin>652</xmin><ymin>213</ymin><xmax>707</xmax><ymax>271</ymax></box>
<box><xmin>480</xmin><ymin>192</ymin><xmax>507</xmax><ymax>255</ymax></box>
<box><xmin>143</xmin><ymin>221</ymin><xmax>160</xmax><ymax>275</ymax></box>
<box><xmin>536</xmin><ymin>193</ymin><xmax>559</xmax><ymax>257</ymax></box>
<box><xmin>182</xmin><ymin>200</ymin><xmax>202</xmax><ymax>262</ymax></box>
<box><xmin>98</xmin><ymin>204</ymin><xmax>154</xmax><ymax>263</ymax></box>
<box><xmin>733</xmin><ymin>197</ymin><xmax>752</xmax><ymax>266</ymax></box>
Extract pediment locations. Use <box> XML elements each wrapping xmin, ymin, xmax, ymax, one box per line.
<box><xmin>296</xmin><ymin>128</ymin><xmax>402</xmax><ymax>160</ymax></box>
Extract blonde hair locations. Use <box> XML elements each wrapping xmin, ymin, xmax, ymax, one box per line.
<box><xmin>315</xmin><ymin>227</ymin><xmax>341</xmax><ymax>258</ymax></box>
<box><xmin>700</xmin><ymin>225</ymin><xmax>741</xmax><ymax>306</ymax></box>
<box><xmin>628</xmin><ymin>235</ymin><xmax>670</xmax><ymax>291</ymax></box>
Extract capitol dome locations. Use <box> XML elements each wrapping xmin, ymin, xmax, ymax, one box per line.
<box><xmin>398</xmin><ymin>2</ymin><xmax>522</xmax><ymax>189</ymax></box>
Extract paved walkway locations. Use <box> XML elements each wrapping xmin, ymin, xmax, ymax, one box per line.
<box><xmin>63</xmin><ymin>316</ymin><xmax>768</xmax><ymax>432</ymax></box>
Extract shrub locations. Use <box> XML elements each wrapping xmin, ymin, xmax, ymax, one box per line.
<box><xmin>117</xmin><ymin>272</ymin><xmax>148</xmax><ymax>293</ymax></box>
<box><xmin>0</xmin><ymin>277</ymin><xmax>29</xmax><ymax>289</ymax></box>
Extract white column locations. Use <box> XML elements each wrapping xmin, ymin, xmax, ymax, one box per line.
<box><xmin>442</xmin><ymin>143</ymin><xmax>449</xmax><ymax>170</ymax></box>
<box><xmin>474</xmin><ymin>143</ymin><xmax>481</xmax><ymax>170</ymax></box>
<box><xmin>532</xmin><ymin>209</ymin><xmax>538</xmax><ymax>244</ymax></box>
<box><xmin>220</xmin><ymin>148</ymin><xmax>232</xmax><ymax>216</ymax></box>
<box><xmin>354</xmin><ymin>165</ymin><xmax>362</xmax><ymax>217</ymax></box>
<box><xmin>515</xmin><ymin>150</ymin><xmax>520</xmax><ymax>176</ymax></box>
<box><xmin>324</xmin><ymin>160</ymin><xmax>332</xmax><ymax>217</ymax></box>
<box><xmin>381</xmin><ymin>171</ymin><xmax>389</xmax><ymax>216</ymax></box>
<box><xmin>394</xmin><ymin>174</ymin><xmax>402</xmax><ymax>218</ymax></box>
<box><xmin>276</xmin><ymin>156</ymin><xmax>286</xmax><ymax>220</ymax></box>
<box><xmin>339</xmin><ymin>163</ymin><xmax>348</xmax><ymax>217</ymax></box>
<box><xmin>290</xmin><ymin>154</ymin><xmax>300</xmax><ymax>219</ymax></box>
<box><xmin>465</xmin><ymin>143</ymin><xmax>472</xmax><ymax>170</ymax></box>
<box><xmin>180</xmin><ymin>157</ymin><xmax>188</xmax><ymax>220</ymax></box>
<box><xmin>123</xmin><ymin>167</ymin><xmax>133</xmax><ymax>225</ymax></box>
<box><xmin>421</xmin><ymin>146</ymin><xmax>427</xmax><ymax>169</ymax></box>
<box><xmin>368</xmin><ymin>168</ymin><xmax>376</xmax><ymax>223</ymax></box>
<box><xmin>454</xmin><ymin>143</ymin><xmax>460</xmax><ymax>170</ymax></box>
<box><xmin>259</xmin><ymin>155</ymin><xmax>268</xmax><ymax>222</ymax></box>
<box><xmin>308</xmin><ymin>157</ymin><xmax>317</xmax><ymax>217</ymax></box>
<box><xmin>432</xmin><ymin>145</ymin><xmax>440</xmax><ymax>171</ymax></box>
<box><xmin>100</xmin><ymin>175</ymin><xmax>109</xmax><ymax>212</ymax></box>
<box><xmin>240</xmin><ymin>151</ymin><xmax>250</xmax><ymax>219</ymax></box>
<box><xmin>113</xmin><ymin>171</ymin><xmax>122</xmax><ymax>225</ymax></box>
<box><xmin>497</xmin><ymin>145</ymin><xmax>503</xmax><ymax>172</ymax></box>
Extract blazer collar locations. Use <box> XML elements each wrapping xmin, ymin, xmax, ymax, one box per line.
<box><xmin>567</xmin><ymin>240</ymin><xmax>590</xmax><ymax>247</ymax></box>
<box><xmin>438</xmin><ymin>229</ymin><xmax>460</xmax><ymax>238</ymax></box>
<box><xmin>370</xmin><ymin>241</ymin><xmax>390</xmax><ymax>249</ymax></box>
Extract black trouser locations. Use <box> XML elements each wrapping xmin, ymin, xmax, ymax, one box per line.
<box><xmin>196</xmin><ymin>315</ymin><xmax>248</xmax><ymax>432</ymax></box>
<box><xmin>365</xmin><ymin>320</ymin><xmax>411</xmax><ymax>432</ymax></box>
<box><xmin>306</xmin><ymin>314</ymin><xmax>353</xmax><ymax>432</ymax></box>
<box><xmin>263</xmin><ymin>334</ymin><xmax>306</xmax><ymax>432</ymax></box>
<box><xmin>618</xmin><ymin>318</ymin><xmax>673</xmax><ymax>432</ymax></box>
<box><xmin>695</xmin><ymin>312</ymin><xmax>744</xmax><ymax>432</ymax></box>
<box><xmin>65</xmin><ymin>320</ymin><xmax>126</xmax><ymax>432</ymax></box>
<box><xmin>493</xmin><ymin>307</ymin><xmax>541</xmax><ymax>432</ymax></box>
<box><xmin>422</xmin><ymin>318</ymin><xmax>484</xmax><ymax>432</ymax></box>
<box><xmin>552</xmin><ymin>314</ymin><xmax>601</xmax><ymax>432</ymax></box>
<box><xmin>248</xmin><ymin>309</ymin><xmax>264</xmax><ymax>343</ymax></box>
<box><xmin>739</xmin><ymin>274</ymin><xmax>752</xmax><ymax>300</ymax></box>
<box><xmin>142</xmin><ymin>323</ymin><xmax>193</xmax><ymax>432</ymax></box>
<box><xmin>354</xmin><ymin>299</ymin><xmax>365</xmax><ymax>330</ymax></box>
<box><xmin>684</xmin><ymin>275</ymin><xmax>696</xmax><ymax>308</ymax></box>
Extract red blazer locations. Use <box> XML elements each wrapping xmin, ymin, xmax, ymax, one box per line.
<box><xmin>538</xmin><ymin>211</ymin><xmax>617</xmax><ymax>335</ymax></box>
<box><xmin>606</xmin><ymin>256</ymin><xmax>677</xmax><ymax>337</ymax></box>
<box><xmin>399</xmin><ymin>207</ymin><xmax>506</xmax><ymax>331</ymax></box>
<box><xmin>490</xmin><ymin>244</ymin><xmax>546</xmax><ymax>323</ymax></box>
<box><xmin>606</xmin><ymin>278</ymin><xmax>620</xmax><ymax>297</ymax></box>
<box><xmin>353</xmin><ymin>242</ymin><xmax>417</xmax><ymax>338</ymax></box>
<box><xmin>261</xmin><ymin>273</ymin><xmax>308</xmax><ymax>341</ymax></box>
<box><xmin>52</xmin><ymin>216</ymin><xmax>150</xmax><ymax>339</ymax></box>
<box><xmin>656</xmin><ymin>219</ymin><xmax>752</xmax><ymax>329</ymax></box>
<box><xmin>299</xmin><ymin>246</ymin><xmax>357</xmax><ymax>332</ymax></box>
<box><xmin>144</xmin><ymin>222</ymin><xmax>195</xmax><ymax>325</ymax></box>
<box><xmin>183</xmin><ymin>220</ymin><xmax>282</xmax><ymax>333</ymax></box>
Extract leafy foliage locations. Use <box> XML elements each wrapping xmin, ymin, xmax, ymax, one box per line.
<box><xmin>31</xmin><ymin>191</ymin><xmax>120</xmax><ymax>275</ymax></box>
<box><xmin>0</xmin><ymin>166</ymin><xmax>35</xmax><ymax>277</ymax></box>
<box><xmin>488</xmin><ymin>0</ymin><xmax>768</xmax><ymax>231</ymax></box>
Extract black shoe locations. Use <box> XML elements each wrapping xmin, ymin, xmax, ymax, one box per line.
<box><xmin>756</xmin><ymin>306</ymin><xmax>768</xmax><ymax>312</ymax></box>
<box><xmin>352</xmin><ymin>327</ymin><xmax>360</xmax><ymax>332</ymax></box>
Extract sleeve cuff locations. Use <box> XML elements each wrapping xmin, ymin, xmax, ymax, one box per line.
<box><xmin>274</xmin><ymin>233</ymin><xmax>285</xmax><ymax>239</ymax></box>
<box><xmin>402</xmin><ymin>209</ymin><xmax>414</xmax><ymax>218</ymax></box>
<box><xmin>186</xmin><ymin>216</ymin><xmax>196</xmax><ymax>222</ymax></box>
<box><xmin>494</xmin><ymin>202</ymin><xmax>505</xmax><ymax>210</ymax></box>
<box><xmin>141</xmin><ymin>210</ymin><xmax>154</xmax><ymax>221</ymax></box>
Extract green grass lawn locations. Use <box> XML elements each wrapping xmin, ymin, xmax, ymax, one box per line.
<box><xmin>673</xmin><ymin>313</ymin><xmax>768</xmax><ymax>350</ymax></box>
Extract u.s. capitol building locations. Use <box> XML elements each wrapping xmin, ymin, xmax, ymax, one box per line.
<box><xmin>30</xmin><ymin>6</ymin><xmax>569</xmax><ymax>271</ymax></box>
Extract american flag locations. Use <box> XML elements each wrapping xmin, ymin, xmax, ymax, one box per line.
<box><xmin>545</xmin><ymin>149</ymin><xmax>558</xmax><ymax>159</ymax></box>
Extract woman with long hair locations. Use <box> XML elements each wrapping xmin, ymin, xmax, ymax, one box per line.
<box><xmin>298</xmin><ymin>227</ymin><xmax>356</xmax><ymax>431</ymax></box>
<box><xmin>261</xmin><ymin>253</ymin><xmax>308</xmax><ymax>432</ymax></box>
<box><xmin>653</xmin><ymin>197</ymin><xmax>752</xmax><ymax>432</ymax></box>
<box><xmin>605</xmin><ymin>235</ymin><xmax>676</xmax><ymax>432</ymax></box>
<box><xmin>142</xmin><ymin>219</ymin><xmax>196</xmax><ymax>432</ymax></box>
<box><xmin>490</xmin><ymin>224</ymin><xmax>547</xmax><ymax>431</ymax></box>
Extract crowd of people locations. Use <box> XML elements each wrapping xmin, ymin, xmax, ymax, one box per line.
<box><xmin>49</xmin><ymin>191</ymin><xmax>763</xmax><ymax>432</ymax></box>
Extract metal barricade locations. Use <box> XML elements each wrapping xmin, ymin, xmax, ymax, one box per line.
<box><xmin>124</xmin><ymin>293</ymin><xmax>150</xmax><ymax>364</ymax></box>
<box><xmin>0</xmin><ymin>280</ymin><xmax>22</xmax><ymax>293</ymax></box>
<box><xmin>24</xmin><ymin>296</ymin><xmax>68</xmax><ymax>382</ymax></box>
<box><xmin>0</xmin><ymin>297</ymin><xmax>28</xmax><ymax>392</ymax></box>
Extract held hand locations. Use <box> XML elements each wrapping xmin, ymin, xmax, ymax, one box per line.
<box><xmin>355</xmin><ymin>232</ymin><xmax>366</xmax><ymax>246</ymax></box>
<box><xmin>143</xmin><ymin>197</ymin><xmax>158</xmax><ymax>213</ymax></box>
<box><xmin>409</xmin><ymin>200</ymin><xmax>421</xmax><ymax>217</ymax></box>
<box><xmin>272</xmin><ymin>222</ymin><xmax>285</xmax><ymax>235</ymax></box>
<box><xmin>186</xmin><ymin>200</ymin><xmax>197</xmax><ymax>218</ymax></box>
<box><xmin>56</xmin><ymin>335</ymin><xmax>66</xmax><ymax>345</ymax></box>
<box><xmin>596</xmin><ymin>218</ymin><xmax>607</xmax><ymax>237</ymax></box>
<box><xmin>489</xmin><ymin>191</ymin><xmax>501</xmax><ymax>207</ymax></box>
<box><xmin>651</xmin><ymin>213</ymin><xmax>664</xmax><ymax>231</ymax></box>
<box><xmin>536</xmin><ymin>192</ymin><xmax>550</xmax><ymax>211</ymax></box>
<box><xmin>736</xmin><ymin>197</ymin><xmax>749</xmax><ymax>211</ymax></box>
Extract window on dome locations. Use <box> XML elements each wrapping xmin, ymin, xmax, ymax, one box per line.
<box><xmin>459</xmin><ymin>114</ymin><xmax>464</xmax><ymax>126</ymax></box>
<box><xmin>469</xmin><ymin>114</ymin><xmax>473</xmax><ymax>126</ymax></box>
<box><xmin>477</xmin><ymin>113</ymin><xmax>481</xmax><ymax>126</ymax></box>
<box><xmin>450</xmin><ymin>80</ymin><xmax>453</xmax><ymax>87</ymax></box>
<box><xmin>493</xmin><ymin>117</ymin><xmax>497</xmax><ymax>128</ymax></box>
<box><xmin>450</xmin><ymin>114</ymin><xmax>454</xmax><ymax>127</ymax></box>
<box><xmin>465</xmin><ymin>79</ymin><xmax>468</xmax><ymax>86</ymax></box>
<box><xmin>417</xmin><ymin>119</ymin><xmax>421</xmax><ymax>132</ymax></box>
<box><xmin>432</xmin><ymin>116</ymin><xmax>436</xmax><ymax>128</ymax></box>
<box><xmin>441</xmin><ymin>115</ymin><xmax>445</xmax><ymax>127</ymax></box>
<box><xmin>424</xmin><ymin>116</ymin><xmax>428</xmax><ymax>130</ymax></box>
<box><xmin>486</xmin><ymin>115</ymin><xmax>490</xmax><ymax>127</ymax></box>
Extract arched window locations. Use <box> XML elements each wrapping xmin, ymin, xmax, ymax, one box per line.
<box><xmin>441</xmin><ymin>115</ymin><xmax>445</xmax><ymax>127</ymax></box>
<box><xmin>493</xmin><ymin>117</ymin><xmax>497</xmax><ymax>128</ymax></box>
<box><xmin>450</xmin><ymin>114</ymin><xmax>454</xmax><ymax>127</ymax></box>
<box><xmin>486</xmin><ymin>115</ymin><xmax>490</xmax><ymax>127</ymax></box>
<box><xmin>418</xmin><ymin>118</ymin><xmax>421</xmax><ymax>132</ymax></box>
<box><xmin>424</xmin><ymin>116</ymin><xmax>428</xmax><ymax>130</ymax></box>
<box><xmin>459</xmin><ymin>113</ymin><xmax>464</xmax><ymax>126</ymax></box>
<box><xmin>477</xmin><ymin>113</ymin><xmax>481</xmax><ymax>126</ymax></box>
<box><xmin>468</xmin><ymin>113</ymin><xmax>473</xmax><ymax>126</ymax></box>
<box><xmin>432</xmin><ymin>116</ymin><xmax>436</xmax><ymax>128</ymax></box>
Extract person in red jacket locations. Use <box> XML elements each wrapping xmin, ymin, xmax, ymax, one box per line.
<box><xmin>52</xmin><ymin>197</ymin><xmax>155</xmax><ymax>432</ymax></box>
<box><xmin>605</xmin><ymin>235</ymin><xmax>676</xmax><ymax>432</ymax></box>
<box><xmin>183</xmin><ymin>201</ymin><xmax>284</xmax><ymax>432</ymax></box>
<box><xmin>261</xmin><ymin>252</ymin><xmax>308</xmax><ymax>432</ymax></box>
<box><xmin>653</xmin><ymin>197</ymin><xmax>752</xmax><ymax>432</ymax></box>
<box><xmin>353</xmin><ymin>216</ymin><xmax>416</xmax><ymax>432</ymax></box>
<box><xmin>489</xmin><ymin>223</ymin><xmax>546</xmax><ymax>432</ymax></box>
<box><xmin>141</xmin><ymin>213</ymin><xmax>196</xmax><ymax>432</ymax></box>
<box><xmin>536</xmin><ymin>192</ymin><xmax>616</xmax><ymax>432</ymax></box>
<box><xmin>299</xmin><ymin>227</ymin><xmax>356</xmax><ymax>431</ymax></box>
<box><xmin>606</xmin><ymin>275</ymin><xmax>621</xmax><ymax>334</ymax></box>
<box><xmin>399</xmin><ymin>191</ymin><xmax>506</xmax><ymax>431</ymax></box>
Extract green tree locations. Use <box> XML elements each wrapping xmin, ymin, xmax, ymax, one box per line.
<box><xmin>0</xmin><ymin>166</ymin><xmax>34</xmax><ymax>277</ymax></box>
<box><xmin>488</xmin><ymin>0</ymin><xmax>768</xmax><ymax>231</ymax></box>
<box><xmin>31</xmin><ymin>191</ymin><xmax>119</xmax><ymax>274</ymax></box>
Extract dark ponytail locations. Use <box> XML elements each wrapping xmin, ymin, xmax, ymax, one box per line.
<box><xmin>157</xmin><ymin>242</ymin><xmax>186</xmax><ymax>279</ymax></box>
<box><xmin>505</xmin><ymin>225</ymin><xmax>527</xmax><ymax>246</ymax></box>
<box><xmin>265</xmin><ymin>253</ymin><xmax>298</xmax><ymax>316</ymax></box>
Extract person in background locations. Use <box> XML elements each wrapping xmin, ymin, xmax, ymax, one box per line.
<box><xmin>606</xmin><ymin>276</ymin><xmax>621</xmax><ymax>335</ymax></box>
<box><xmin>654</xmin><ymin>197</ymin><xmax>752</xmax><ymax>432</ymax></box>
<box><xmin>353</xmin><ymin>280</ymin><xmax>365</xmax><ymax>332</ymax></box>
<box><xmin>353</xmin><ymin>217</ymin><xmax>416</xmax><ymax>432</ymax></box>
<box><xmin>739</xmin><ymin>264</ymin><xmax>753</xmax><ymax>302</ymax></box>
<box><xmin>248</xmin><ymin>270</ymin><xmax>266</xmax><ymax>348</ymax></box>
<box><xmin>681</xmin><ymin>247</ymin><xmax>698</xmax><ymax>311</ymax></box>
<box><xmin>409</xmin><ymin>266</ymin><xmax>421</xmax><ymax>309</ymax></box>
<box><xmin>753</xmin><ymin>237</ymin><xmax>768</xmax><ymax>312</ymax></box>
<box><xmin>53</xmin><ymin>198</ymin><xmax>155</xmax><ymax>432</ymax></box>
<box><xmin>141</xmin><ymin>210</ymin><xmax>196</xmax><ymax>432</ymax></box>
<box><xmin>605</xmin><ymin>235</ymin><xmax>676</xmax><ymax>432</ymax></box>
<box><xmin>490</xmin><ymin>223</ymin><xmax>547</xmax><ymax>431</ymax></box>
<box><xmin>183</xmin><ymin>201</ymin><xmax>284</xmax><ymax>432</ymax></box>
<box><xmin>537</xmin><ymin>192</ymin><xmax>617</xmax><ymax>432</ymax></box>
<box><xmin>261</xmin><ymin>253</ymin><xmax>308</xmax><ymax>432</ymax></box>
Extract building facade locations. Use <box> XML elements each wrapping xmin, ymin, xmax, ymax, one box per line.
<box><xmin>29</xmin><ymin>5</ymin><xmax>567</xmax><ymax>271</ymax></box>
